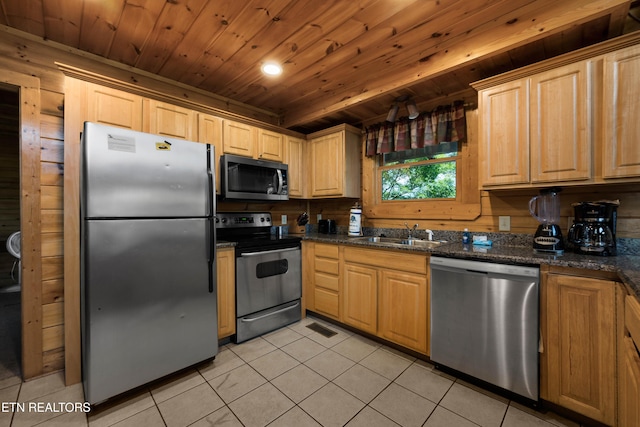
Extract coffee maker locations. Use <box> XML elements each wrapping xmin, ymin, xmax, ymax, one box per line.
<box><xmin>568</xmin><ymin>200</ymin><xmax>618</xmax><ymax>256</ymax></box>
<box><xmin>529</xmin><ymin>187</ymin><xmax>564</xmax><ymax>255</ymax></box>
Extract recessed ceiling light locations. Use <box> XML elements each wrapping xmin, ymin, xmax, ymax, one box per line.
<box><xmin>261</xmin><ymin>62</ymin><xmax>283</xmax><ymax>76</ymax></box>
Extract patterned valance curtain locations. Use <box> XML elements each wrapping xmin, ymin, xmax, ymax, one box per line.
<box><xmin>365</xmin><ymin>100</ymin><xmax>466</xmax><ymax>157</ymax></box>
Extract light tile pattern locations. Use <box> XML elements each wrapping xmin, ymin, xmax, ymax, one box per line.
<box><xmin>0</xmin><ymin>316</ymin><xmax>585</xmax><ymax>427</ymax></box>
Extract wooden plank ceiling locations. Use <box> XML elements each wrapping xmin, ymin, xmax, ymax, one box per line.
<box><xmin>0</xmin><ymin>0</ymin><xmax>637</xmax><ymax>133</ymax></box>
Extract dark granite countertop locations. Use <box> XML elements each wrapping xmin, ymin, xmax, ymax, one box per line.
<box><xmin>302</xmin><ymin>233</ymin><xmax>640</xmax><ymax>299</ymax></box>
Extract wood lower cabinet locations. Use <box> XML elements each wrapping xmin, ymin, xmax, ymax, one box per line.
<box><xmin>378</xmin><ymin>269</ymin><xmax>428</xmax><ymax>354</ymax></box>
<box><xmin>618</xmin><ymin>295</ymin><xmax>640</xmax><ymax>427</ymax></box>
<box><xmin>543</xmin><ymin>273</ymin><xmax>616</xmax><ymax>425</ymax></box>
<box><xmin>216</xmin><ymin>247</ymin><xmax>235</xmax><ymax>339</ymax></box>
<box><xmin>342</xmin><ymin>262</ymin><xmax>377</xmax><ymax>334</ymax></box>
<box><xmin>341</xmin><ymin>246</ymin><xmax>429</xmax><ymax>354</ymax></box>
<box><xmin>310</xmin><ymin>243</ymin><xmax>341</xmax><ymax>320</ymax></box>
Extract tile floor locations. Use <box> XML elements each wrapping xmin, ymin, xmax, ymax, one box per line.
<box><xmin>1</xmin><ymin>316</ymin><xmax>584</xmax><ymax>427</ymax></box>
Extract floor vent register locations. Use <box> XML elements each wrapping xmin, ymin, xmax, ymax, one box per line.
<box><xmin>306</xmin><ymin>322</ymin><xmax>337</xmax><ymax>338</ymax></box>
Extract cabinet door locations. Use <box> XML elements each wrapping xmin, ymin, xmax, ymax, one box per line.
<box><xmin>286</xmin><ymin>136</ymin><xmax>306</xmax><ymax>198</ymax></box>
<box><xmin>478</xmin><ymin>79</ymin><xmax>529</xmax><ymax>186</ymax></box>
<box><xmin>603</xmin><ymin>44</ymin><xmax>640</xmax><ymax>178</ymax></box>
<box><xmin>145</xmin><ymin>100</ymin><xmax>197</xmax><ymax>140</ymax></box>
<box><xmin>310</xmin><ymin>132</ymin><xmax>344</xmax><ymax>196</ymax></box>
<box><xmin>223</xmin><ymin>120</ymin><xmax>255</xmax><ymax>158</ymax></box>
<box><xmin>257</xmin><ymin>129</ymin><xmax>284</xmax><ymax>162</ymax></box>
<box><xmin>530</xmin><ymin>62</ymin><xmax>591</xmax><ymax>183</ymax></box>
<box><xmin>342</xmin><ymin>263</ymin><xmax>377</xmax><ymax>334</ymax></box>
<box><xmin>545</xmin><ymin>274</ymin><xmax>616</xmax><ymax>425</ymax></box>
<box><xmin>86</xmin><ymin>83</ymin><xmax>143</xmax><ymax>130</ymax></box>
<box><xmin>216</xmin><ymin>248</ymin><xmax>235</xmax><ymax>338</ymax></box>
<box><xmin>199</xmin><ymin>114</ymin><xmax>223</xmax><ymax>194</ymax></box>
<box><xmin>378</xmin><ymin>270</ymin><xmax>428</xmax><ymax>354</ymax></box>
<box><xmin>619</xmin><ymin>336</ymin><xmax>640</xmax><ymax>427</ymax></box>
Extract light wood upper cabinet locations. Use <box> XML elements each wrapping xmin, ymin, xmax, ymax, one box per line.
<box><xmin>216</xmin><ymin>247</ymin><xmax>235</xmax><ymax>339</ymax></box>
<box><xmin>477</xmin><ymin>61</ymin><xmax>591</xmax><ymax>188</ymax></box>
<box><xmin>543</xmin><ymin>273</ymin><xmax>616</xmax><ymax>425</ymax></box>
<box><xmin>530</xmin><ymin>62</ymin><xmax>591</xmax><ymax>183</ymax></box>
<box><xmin>145</xmin><ymin>100</ymin><xmax>197</xmax><ymax>140</ymax></box>
<box><xmin>222</xmin><ymin>120</ymin><xmax>256</xmax><ymax>158</ymax></box>
<box><xmin>478</xmin><ymin>79</ymin><xmax>529</xmax><ymax>186</ymax></box>
<box><xmin>198</xmin><ymin>114</ymin><xmax>223</xmax><ymax>194</ymax></box>
<box><xmin>257</xmin><ymin>129</ymin><xmax>284</xmax><ymax>162</ymax></box>
<box><xmin>85</xmin><ymin>82</ymin><xmax>143</xmax><ymax>130</ymax></box>
<box><xmin>308</xmin><ymin>124</ymin><xmax>361</xmax><ymax>198</ymax></box>
<box><xmin>603</xmin><ymin>44</ymin><xmax>640</xmax><ymax>179</ymax></box>
<box><xmin>286</xmin><ymin>136</ymin><xmax>306</xmax><ymax>198</ymax></box>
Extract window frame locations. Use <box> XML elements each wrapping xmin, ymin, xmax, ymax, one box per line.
<box><xmin>362</xmin><ymin>109</ymin><xmax>481</xmax><ymax>220</ymax></box>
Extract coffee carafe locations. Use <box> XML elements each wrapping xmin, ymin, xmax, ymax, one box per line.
<box><xmin>529</xmin><ymin>187</ymin><xmax>564</xmax><ymax>255</ymax></box>
<box><xmin>568</xmin><ymin>200</ymin><xmax>618</xmax><ymax>256</ymax></box>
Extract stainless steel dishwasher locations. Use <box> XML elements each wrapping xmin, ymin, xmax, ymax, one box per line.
<box><xmin>430</xmin><ymin>256</ymin><xmax>540</xmax><ymax>401</ymax></box>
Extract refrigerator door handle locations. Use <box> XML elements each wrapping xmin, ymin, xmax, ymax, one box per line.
<box><xmin>207</xmin><ymin>144</ymin><xmax>216</xmax><ymax>294</ymax></box>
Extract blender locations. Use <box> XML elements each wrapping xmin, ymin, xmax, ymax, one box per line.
<box><xmin>529</xmin><ymin>187</ymin><xmax>564</xmax><ymax>255</ymax></box>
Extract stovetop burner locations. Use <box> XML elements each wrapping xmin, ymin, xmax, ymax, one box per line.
<box><xmin>216</xmin><ymin>212</ymin><xmax>301</xmax><ymax>253</ymax></box>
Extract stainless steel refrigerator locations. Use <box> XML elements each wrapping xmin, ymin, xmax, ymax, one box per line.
<box><xmin>80</xmin><ymin>122</ymin><xmax>218</xmax><ymax>405</ymax></box>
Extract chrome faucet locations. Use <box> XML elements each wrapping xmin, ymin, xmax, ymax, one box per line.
<box><xmin>404</xmin><ymin>222</ymin><xmax>419</xmax><ymax>239</ymax></box>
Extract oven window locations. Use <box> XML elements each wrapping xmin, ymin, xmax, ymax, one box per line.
<box><xmin>256</xmin><ymin>259</ymin><xmax>289</xmax><ymax>278</ymax></box>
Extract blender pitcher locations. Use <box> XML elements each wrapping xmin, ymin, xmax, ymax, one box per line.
<box><xmin>529</xmin><ymin>187</ymin><xmax>564</xmax><ymax>255</ymax></box>
<box><xmin>529</xmin><ymin>187</ymin><xmax>562</xmax><ymax>224</ymax></box>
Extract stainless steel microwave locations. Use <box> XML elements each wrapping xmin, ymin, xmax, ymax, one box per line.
<box><xmin>220</xmin><ymin>154</ymin><xmax>289</xmax><ymax>201</ymax></box>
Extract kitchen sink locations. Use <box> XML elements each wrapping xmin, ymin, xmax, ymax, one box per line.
<box><xmin>351</xmin><ymin>236</ymin><xmax>444</xmax><ymax>248</ymax></box>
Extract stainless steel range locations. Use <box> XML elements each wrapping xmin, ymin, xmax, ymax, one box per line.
<box><xmin>216</xmin><ymin>212</ymin><xmax>302</xmax><ymax>343</ymax></box>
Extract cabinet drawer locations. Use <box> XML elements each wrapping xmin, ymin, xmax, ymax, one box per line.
<box><xmin>314</xmin><ymin>288</ymin><xmax>339</xmax><ymax>318</ymax></box>
<box><xmin>315</xmin><ymin>272</ymin><xmax>339</xmax><ymax>291</ymax></box>
<box><xmin>627</xmin><ymin>295</ymin><xmax>640</xmax><ymax>350</ymax></box>
<box><xmin>315</xmin><ymin>243</ymin><xmax>339</xmax><ymax>259</ymax></box>
<box><xmin>315</xmin><ymin>257</ymin><xmax>339</xmax><ymax>275</ymax></box>
<box><xmin>344</xmin><ymin>246</ymin><xmax>427</xmax><ymax>275</ymax></box>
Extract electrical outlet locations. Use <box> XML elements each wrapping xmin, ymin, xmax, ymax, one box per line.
<box><xmin>281</xmin><ymin>215</ymin><xmax>287</xmax><ymax>225</ymax></box>
<box><xmin>499</xmin><ymin>216</ymin><xmax>511</xmax><ymax>231</ymax></box>
<box><xmin>317</xmin><ymin>214</ymin><xmax>322</xmax><ymax>222</ymax></box>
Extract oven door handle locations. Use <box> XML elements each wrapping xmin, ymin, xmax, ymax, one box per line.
<box><xmin>240</xmin><ymin>247</ymin><xmax>300</xmax><ymax>257</ymax></box>
<box><xmin>240</xmin><ymin>301</ymin><xmax>300</xmax><ymax>323</ymax></box>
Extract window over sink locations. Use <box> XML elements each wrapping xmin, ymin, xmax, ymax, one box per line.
<box><xmin>362</xmin><ymin>109</ymin><xmax>480</xmax><ymax>221</ymax></box>
<box><xmin>380</xmin><ymin>142</ymin><xmax>458</xmax><ymax>201</ymax></box>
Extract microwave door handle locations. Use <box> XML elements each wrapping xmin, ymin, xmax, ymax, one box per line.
<box><xmin>276</xmin><ymin>169</ymin><xmax>284</xmax><ymax>194</ymax></box>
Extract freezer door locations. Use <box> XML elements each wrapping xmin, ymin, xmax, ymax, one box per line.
<box><xmin>82</xmin><ymin>122</ymin><xmax>214</xmax><ymax>218</ymax></box>
<box><xmin>82</xmin><ymin>218</ymin><xmax>217</xmax><ymax>404</ymax></box>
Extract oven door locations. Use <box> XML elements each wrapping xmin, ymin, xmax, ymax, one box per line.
<box><xmin>236</xmin><ymin>246</ymin><xmax>301</xmax><ymax>318</ymax></box>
